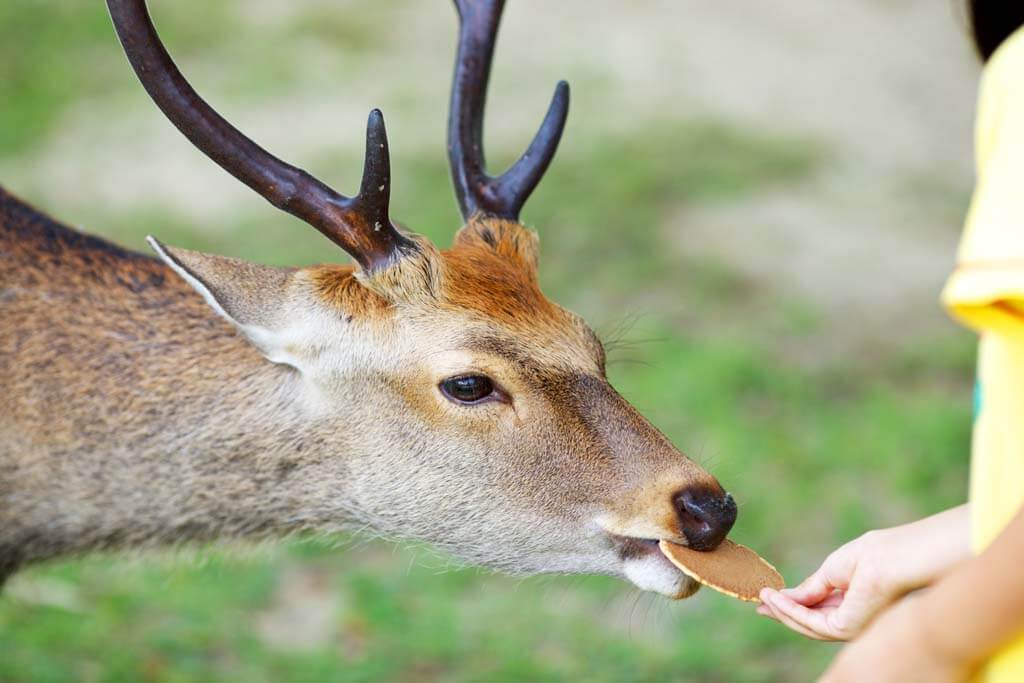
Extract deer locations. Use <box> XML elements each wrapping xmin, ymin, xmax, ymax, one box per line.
<box><xmin>0</xmin><ymin>0</ymin><xmax>737</xmax><ymax>600</ymax></box>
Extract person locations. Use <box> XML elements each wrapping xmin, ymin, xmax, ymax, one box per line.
<box><xmin>757</xmin><ymin>3</ymin><xmax>1024</xmax><ymax>681</ymax></box>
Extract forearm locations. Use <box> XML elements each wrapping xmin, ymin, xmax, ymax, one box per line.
<box><xmin>885</xmin><ymin>503</ymin><xmax>971</xmax><ymax>592</ymax></box>
<box><xmin>918</xmin><ymin>504</ymin><xmax>1024</xmax><ymax>667</ymax></box>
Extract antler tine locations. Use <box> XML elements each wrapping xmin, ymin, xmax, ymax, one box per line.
<box><xmin>448</xmin><ymin>0</ymin><xmax>570</xmax><ymax>221</ymax></box>
<box><xmin>106</xmin><ymin>0</ymin><xmax>413</xmax><ymax>272</ymax></box>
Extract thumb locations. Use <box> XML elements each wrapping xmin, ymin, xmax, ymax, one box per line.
<box><xmin>783</xmin><ymin>571</ymin><xmax>833</xmax><ymax>605</ymax></box>
<box><xmin>784</xmin><ymin>549</ymin><xmax>856</xmax><ymax>605</ymax></box>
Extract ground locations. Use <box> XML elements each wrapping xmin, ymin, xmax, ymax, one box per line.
<box><xmin>0</xmin><ymin>1</ymin><xmax>979</xmax><ymax>681</ymax></box>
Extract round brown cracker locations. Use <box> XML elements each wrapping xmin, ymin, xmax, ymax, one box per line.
<box><xmin>658</xmin><ymin>539</ymin><xmax>783</xmax><ymax>602</ymax></box>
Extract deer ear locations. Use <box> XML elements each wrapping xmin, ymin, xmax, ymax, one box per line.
<box><xmin>147</xmin><ymin>237</ymin><xmax>301</xmax><ymax>366</ymax></box>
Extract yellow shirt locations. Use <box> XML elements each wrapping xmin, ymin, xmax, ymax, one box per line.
<box><xmin>942</xmin><ymin>26</ymin><xmax>1024</xmax><ymax>683</ymax></box>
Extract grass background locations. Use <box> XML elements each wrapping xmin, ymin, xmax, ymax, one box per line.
<box><xmin>0</xmin><ymin>1</ymin><xmax>980</xmax><ymax>681</ymax></box>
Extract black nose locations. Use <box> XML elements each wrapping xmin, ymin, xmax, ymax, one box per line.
<box><xmin>673</xmin><ymin>487</ymin><xmax>737</xmax><ymax>551</ymax></box>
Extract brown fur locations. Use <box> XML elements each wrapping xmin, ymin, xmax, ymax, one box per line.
<box><xmin>309</xmin><ymin>264</ymin><xmax>390</xmax><ymax>318</ymax></box>
<box><xmin>0</xmin><ymin>188</ymin><xmax>727</xmax><ymax>597</ymax></box>
<box><xmin>443</xmin><ymin>220</ymin><xmax>559</xmax><ymax>327</ymax></box>
<box><xmin>2</xmin><ymin>189</ymin><xmax>307</xmax><ymax>577</ymax></box>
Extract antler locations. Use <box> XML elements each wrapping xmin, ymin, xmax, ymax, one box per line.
<box><xmin>106</xmin><ymin>0</ymin><xmax>413</xmax><ymax>272</ymax></box>
<box><xmin>448</xmin><ymin>0</ymin><xmax>570</xmax><ymax>221</ymax></box>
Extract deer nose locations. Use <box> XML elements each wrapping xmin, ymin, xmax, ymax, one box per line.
<box><xmin>673</xmin><ymin>487</ymin><xmax>737</xmax><ymax>551</ymax></box>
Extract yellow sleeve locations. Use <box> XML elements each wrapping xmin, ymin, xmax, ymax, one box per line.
<box><xmin>942</xmin><ymin>28</ymin><xmax>1024</xmax><ymax>339</ymax></box>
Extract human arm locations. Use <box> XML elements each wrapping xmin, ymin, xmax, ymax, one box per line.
<box><xmin>819</xmin><ymin>503</ymin><xmax>1024</xmax><ymax>681</ymax></box>
<box><xmin>758</xmin><ymin>503</ymin><xmax>971</xmax><ymax>641</ymax></box>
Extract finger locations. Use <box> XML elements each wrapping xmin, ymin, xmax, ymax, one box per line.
<box><xmin>785</xmin><ymin>547</ymin><xmax>858</xmax><ymax>606</ymax></box>
<box><xmin>766</xmin><ymin>591</ymin><xmax>843</xmax><ymax>641</ymax></box>
<box><xmin>756</xmin><ymin>604</ymin><xmax>777</xmax><ymax>620</ymax></box>
<box><xmin>764</xmin><ymin>599</ymin><xmax>818</xmax><ymax>638</ymax></box>
<box><xmin>825</xmin><ymin>584</ymin><xmax>891</xmax><ymax>637</ymax></box>
<box><xmin>763</xmin><ymin>597</ymin><xmax>832</xmax><ymax>641</ymax></box>
<box><xmin>815</xmin><ymin>591</ymin><xmax>845</xmax><ymax>609</ymax></box>
<box><xmin>783</xmin><ymin>568</ymin><xmax>842</xmax><ymax>606</ymax></box>
<box><xmin>786</xmin><ymin>587</ymin><xmax>844</xmax><ymax>610</ymax></box>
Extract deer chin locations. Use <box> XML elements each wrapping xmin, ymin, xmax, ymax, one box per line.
<box><xmin>611</xmin><ymin>535</ymin><xmax>701</xmax><ymax>599</ymax></box>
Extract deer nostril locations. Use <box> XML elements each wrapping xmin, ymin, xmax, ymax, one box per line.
<box><xmin>673</xmin><ymin>487</ymin><xmax>738</xmax><ymax>551</ymax></box>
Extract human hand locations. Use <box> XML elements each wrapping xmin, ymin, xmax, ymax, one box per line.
<box><xmin>757</xmin><ymin>529</ymin><xmax>899</xmax><ymax>641</ymax></box>
<box><xmin>757</xmin><ymin>506</ymin><xmax>969</xmax><ymax>641</ymax></box>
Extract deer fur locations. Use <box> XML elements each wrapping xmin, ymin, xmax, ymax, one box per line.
<box><xmin>0</xmin><ymin>187</ymin><xmax>727</xmax><ymax>597</ymax></box>
<box><xmin>1</xmin><ymin>0</ymin><xmax>735</xmax><ymax>600</ymax></box>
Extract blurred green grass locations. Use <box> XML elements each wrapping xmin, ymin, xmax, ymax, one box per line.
<box><xmin>0</xmin><ymin>1</ymin><xmax>974</xmax><ymax>681</ymax></box>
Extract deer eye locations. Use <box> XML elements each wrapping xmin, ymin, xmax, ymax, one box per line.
<box><xmin>440</xmin><ymin>375</ymin><xmax>497</xmax><ymax>405</ymax></box>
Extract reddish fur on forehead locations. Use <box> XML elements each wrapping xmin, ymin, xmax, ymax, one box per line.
<box><xmin>304</xmin><ymin>217</ymin><xmax>559</xmax><ymax>327</ymax></box>
<box><xmin>443</xmin><ymin>217</ymin><xmax>559</xmax><ymax>326</ymax></box>
<box><xmin>453</xmin><ymin>216</ymin><xmax>540</xmax><ymax>271</ymax></box>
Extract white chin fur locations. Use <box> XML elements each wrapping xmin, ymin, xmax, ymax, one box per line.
<box><xmin>622</xmin><ymin>556</ymin><xmax>698</xmax><ymax>598</ymax></box>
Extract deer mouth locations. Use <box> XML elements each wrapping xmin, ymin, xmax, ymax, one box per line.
<box><xmin>613</xmin><ymin>535</ymin><xmax>661</xmax><ymax>558</ymax></box>
<box><xmin>606</xmin><ymin>533</ymin><xmax>701</xmax><ymax>599</ymax></box>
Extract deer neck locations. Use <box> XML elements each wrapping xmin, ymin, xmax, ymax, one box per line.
<box><xmin>1</xmin><ymin>317</ymin><xmax>365</xmax><ymax>576</ymax></box>
<box><xmin>0</xmin><ymin>203</ymin><xmax>365</xmax><ymax>576</ymax></box>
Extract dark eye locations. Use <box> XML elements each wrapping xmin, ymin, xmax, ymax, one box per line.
<box><xmin>440</xmin><ymin>374</ymin><xmax>496</xmax><ymax>404</ymax></box>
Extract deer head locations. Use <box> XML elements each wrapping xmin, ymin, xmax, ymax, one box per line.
<box><xmin>102</xmin><ymin>0</ymin><xmax>737</xmax><ymax>598</ymax></box>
